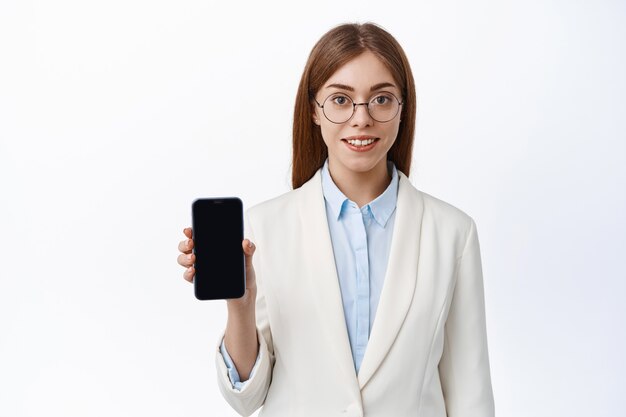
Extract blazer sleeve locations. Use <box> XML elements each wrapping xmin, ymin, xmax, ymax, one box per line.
<box><xmin>214</xmin><ymin>209</ymin><xmax>275</xmax><ymax>417</ymax></box>
<box><xmin>438</xmin><ymin>217</ymin><xmax>495</xmax><ymax>417</ymax></box>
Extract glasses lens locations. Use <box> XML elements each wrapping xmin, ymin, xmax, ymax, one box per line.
<box><xmin>369</xmin><ymin>93</ymin><xmax>400</xmax><ymax>122</ymax></box>
<box><xmin>323</xmin><ymin>94</ymin><xmax>354</xmax><ymax>124</ymax></box>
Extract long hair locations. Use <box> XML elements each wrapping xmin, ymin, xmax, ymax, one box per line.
<box><xmin>292</xmin><ymin>22</ymin><xmax>417</xmax><ymax>189</ymax></box>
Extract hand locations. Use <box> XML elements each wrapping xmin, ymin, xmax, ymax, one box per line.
<box><xmin>177</xmin><ymin>227</ymin><xmax>257</xmax><ymax>308</ymax></box>
<box><xmin>177</xmin><ymin>227</ymin><xmax>196</xmax><ymax>282</ymax></box>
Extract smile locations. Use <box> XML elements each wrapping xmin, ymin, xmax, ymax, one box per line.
<box><xmin>342</xmin><ymin>138</ymin><xmax>380</xmax><ymax>152</ymax></box>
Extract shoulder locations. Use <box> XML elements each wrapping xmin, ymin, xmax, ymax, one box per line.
<box><xmin>244</xmin><ymin>170</ymin><xmax>318</xmax><ymax>235</ymax></box>
<box><xmin>422</xmin><ymin>189</ymin><xmax>473</xmax><ymax>226</ymax></box>
<box><xmin>399</xmin><ymin>172</ymin><xmax>476</xmax><ymax>240</ymax></box>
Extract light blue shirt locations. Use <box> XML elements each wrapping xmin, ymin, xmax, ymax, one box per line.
<box><xmin>220</xmin><ymin>158</ymin><xmax>399</xmax><ymax>389</ymax></box>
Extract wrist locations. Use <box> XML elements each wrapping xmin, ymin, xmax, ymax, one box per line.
<box><xmin>226</xmin><ymin>296</ymin><xmax>256</xmax><ymax>317</ymax></box>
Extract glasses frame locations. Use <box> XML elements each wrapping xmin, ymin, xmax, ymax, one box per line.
<box><xmin>312</xmin><ymin>91</ymin><xmax>403</xmax><ymax>124</ymax></box>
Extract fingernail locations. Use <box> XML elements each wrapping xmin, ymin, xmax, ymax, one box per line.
<box><xmin>248</xmin><ymin>240</ymin><xmax>253</xmax><ymax>248</ymax></box>
<box><xmin>187</xmin><ymin>267</ymin><xmax>192</xmax><ymax>272</ymax></box>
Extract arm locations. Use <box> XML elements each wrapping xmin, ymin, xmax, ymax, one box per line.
<box><xmin>215</xmin><ymin>210</ymin><xmax>275</xmax><ymax>416</ymax></box>
<box><xmin>438</xmin><ymin>218</ymin><xmax>495</xmax><ymax>417</ymax></box>
<box><xmin>215</xmin><ymin>288</ymin><xmax>274</xmax><ymax>416</ymax></box>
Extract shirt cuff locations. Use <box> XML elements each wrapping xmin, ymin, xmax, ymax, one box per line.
<box><xmin>219</xmin><ymin>337</ymin><xmax>261</xmax><ymax>391</ymax></box>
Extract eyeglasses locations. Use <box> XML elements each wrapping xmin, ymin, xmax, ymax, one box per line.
<box><xmin>312</xmin><ymin>92</ymin><xmax>403</xmax><ymax>124</ymax></box>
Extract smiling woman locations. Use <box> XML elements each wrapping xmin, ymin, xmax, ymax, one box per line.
<box><xmin>310</xmin><ymin>50</ymin><xmax>405</xmax><ymax>203</ymax></box>
<box><xmin>177</xmin><ymin>21</ymin><xmax>495</xmax><ymax>417</ymax></box>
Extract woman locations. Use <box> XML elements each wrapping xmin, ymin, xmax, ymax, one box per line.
<box><xmin>177</xmin><ymin>22</ymin><xmax>495</xmax><ymax>417</ymax></box>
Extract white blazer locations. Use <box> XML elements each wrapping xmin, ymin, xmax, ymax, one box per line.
<box><xmin>215</xmin><ymin>168</ymin><xmax>495</xmax><ymax>417</ymax></box>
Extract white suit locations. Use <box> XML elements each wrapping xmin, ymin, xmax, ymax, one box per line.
<box><xmin>215</xmin><ymin>168</ymin><xmax>495</xmax><ymax>417</ymax></box>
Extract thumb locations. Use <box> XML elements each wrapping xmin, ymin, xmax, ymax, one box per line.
<box><xmin>242</xmin><ymin>238</ymin><xmax>256</xmax><ymax>257</ymax></box>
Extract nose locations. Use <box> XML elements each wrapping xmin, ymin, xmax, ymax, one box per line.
<box><xmin>350</xmin><ymin>102</ymin><xmax>373</xmax><ymax>127</ymax></box>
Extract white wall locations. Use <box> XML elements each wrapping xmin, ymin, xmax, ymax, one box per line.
<box><xmin>1</xmin><ymin>0</ymin><xmax>624</xmax><ymax>416</ymax></box>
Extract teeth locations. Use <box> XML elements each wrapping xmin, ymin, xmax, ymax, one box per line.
<box><xmin>347</xmin><ymin>138</ymin><xmax>376</xmax><ymax>146</ymax></box>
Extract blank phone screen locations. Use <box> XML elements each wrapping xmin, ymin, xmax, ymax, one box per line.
<box><xmin>192</xmin><ymin>198</ymin><xmax>245</xmax><ymax>300</ymax></box>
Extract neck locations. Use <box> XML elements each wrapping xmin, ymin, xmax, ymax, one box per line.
<box><xmin>327</xmin><ymin>157</ymin><xmax>391</xmax><ymax>208</ymax></box>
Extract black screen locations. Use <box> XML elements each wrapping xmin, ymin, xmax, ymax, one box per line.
<box><xmin>192</xmin><ymin>197</ymin><xmax>245</xmax><ymax>300</ymax></box>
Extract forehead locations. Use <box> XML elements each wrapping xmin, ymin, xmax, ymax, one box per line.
<box><xmin>322</xmin><ymin>50</ymin><xmax>397</xmax><ymax>92</ymax></box>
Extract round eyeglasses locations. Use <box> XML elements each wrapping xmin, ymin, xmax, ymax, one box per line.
<box><xmin>312</xmin><ymin>92</ymin><xmax>403</xmax><ymax>124</ymax></box>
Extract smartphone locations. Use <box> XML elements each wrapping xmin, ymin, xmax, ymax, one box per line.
<box><xmin>191</xmin><ymin>197</ymin><xmax>245</xmax><ymax>300</ymax></box>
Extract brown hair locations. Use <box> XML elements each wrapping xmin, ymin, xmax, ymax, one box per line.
<box><xmin>291</xmin><ymin>22</ymin><xmax>417</xmax><ymax>189</ymax></box>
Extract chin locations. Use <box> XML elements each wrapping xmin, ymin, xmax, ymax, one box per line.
<box><xmin>340</xmin><ymin>154</ymin><xmax>386</xmax><ymax>173</ymax></box>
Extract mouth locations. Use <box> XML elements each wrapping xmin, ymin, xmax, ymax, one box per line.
<box><xmin>341</xmin><ymin>136</ymin><xmax>380</xmax><ymax>152</ymax></box>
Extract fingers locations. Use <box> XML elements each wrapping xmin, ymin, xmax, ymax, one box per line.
<box><xmin>179</xmin><ymin>227</ymin><xmax>194</xmax><ymax>254</ymax></box>
<box><xmin>181</xmin><ymin>227</ymin><xmax>195</xmax><ymax>283</ymax></box>
<box><xmin>178</xmin><ymin>237</ymin><xmax>194</xmax><ymax>254</ymax></box>
<box><xmin>177</xmin><ymin>252</ymin><xmax>195</xmax><ymax>268</ymax></box>
<box><xmin>183</xmin><ymin>266</ymin><xmax>195</xmax><ymax>283</ymax></box>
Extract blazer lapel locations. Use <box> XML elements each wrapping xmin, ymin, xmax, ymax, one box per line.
<box><xmin>297</xmin><ymin>169</ymin><xmax>361</xmax><ymax>397</ymax></box>
<box><xmin>357</xmin><ymin>171</ymin><xmax>424</xmax><ymax>389</ymax></box>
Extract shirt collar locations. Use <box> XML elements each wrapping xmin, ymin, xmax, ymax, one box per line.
<box><xmin>321</xmin><ymin>158</ymin><xmax>399</xmax><ymax>228</ymax></box>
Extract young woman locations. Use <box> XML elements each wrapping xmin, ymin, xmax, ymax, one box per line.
<box><xmin>177</xmin><ymin>22</ymin><xmax>495</xmax><ymax>417</ymax></box>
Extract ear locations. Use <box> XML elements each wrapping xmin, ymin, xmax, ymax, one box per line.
<box><xmin>309</xmin><ymin>94</ymin><xmax>321</xmax><ymax>125</ymax></box>
<box><xmin>311</xmin><ymin>113</ymin><xmax>320</xmax><ymax>126</ymax></box>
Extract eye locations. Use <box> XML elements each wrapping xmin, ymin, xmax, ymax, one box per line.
<box><xmin>372</xmin><ymin>94</ymin><xmax>392</xmax><ymax>105</ymax></box>
<box><xmin>330</xmin><ymin>95</ymin><xmax>351</xmax><ymax>106</ymax></box>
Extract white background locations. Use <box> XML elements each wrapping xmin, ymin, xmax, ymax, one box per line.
<box><xmin>1</xmin><ymin>0</ymin><xmax>625</xmax><ymax>416</ymax></box>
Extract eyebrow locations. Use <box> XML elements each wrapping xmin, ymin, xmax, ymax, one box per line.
<box><xmin>324</xmin><ymin>82</ymin><xmax>397</xmax><ymax>92</ymax></box>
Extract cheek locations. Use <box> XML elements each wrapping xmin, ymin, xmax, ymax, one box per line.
<box><xmin>380</xmin><ymin>123</ymin><xmax>400</xmax><ymax>144</ymax></box>
<box><xmin>320</xmin><ymin>124</ymin><xmax>342</xmax><ymax>145</ymax></box>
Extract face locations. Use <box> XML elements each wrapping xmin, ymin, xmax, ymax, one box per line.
<box><xmin>312</xmin><ymin>50</ymin><xmax>403</xmax><ymax>176</ymax></box>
